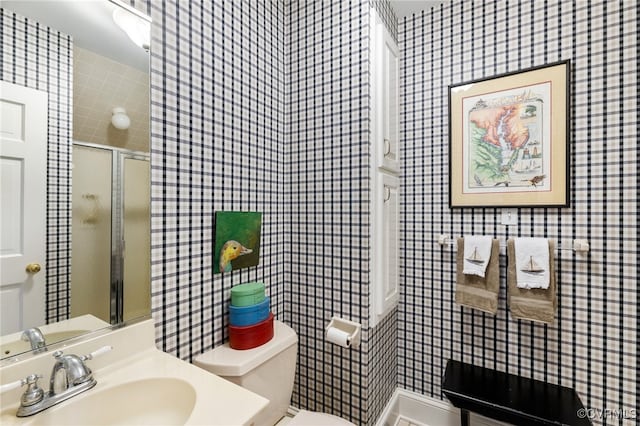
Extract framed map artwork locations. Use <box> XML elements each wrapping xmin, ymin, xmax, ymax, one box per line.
<box><xmin>448</xmin><ymin>61</ymin><xmax>570</xmax><ymax>207</ymax></box>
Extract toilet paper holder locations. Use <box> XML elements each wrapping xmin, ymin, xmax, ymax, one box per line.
<box><xmin>326</xmin><ymin>316</ymin><xmax>362</xmax><ymax>349</ymax></box>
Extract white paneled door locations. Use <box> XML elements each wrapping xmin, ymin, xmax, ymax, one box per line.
<box><xmin>0</xmin><ymin>81</ymin><xmax>47</xmax><ymax>334</ymax></box>
<box><xmin>370</xmin><ymin>8</ymin><xmax>401</xmax><ymax>328</ymax></box>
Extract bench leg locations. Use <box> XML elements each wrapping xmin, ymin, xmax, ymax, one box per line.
<box><xmin>460</xmin><ymin>409</ymin><xmax>470</xmax><ymax>426</ymax></box>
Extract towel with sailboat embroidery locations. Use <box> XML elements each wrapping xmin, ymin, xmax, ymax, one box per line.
<box><xmin>462</xmin><ymin>235</ymin><xmax>493</xmax><ymax>277</ymax></box>
<box><xmin>513</xmin><ymin>237</ymin><xmax>550</xmax><ymax>289</ymax></box>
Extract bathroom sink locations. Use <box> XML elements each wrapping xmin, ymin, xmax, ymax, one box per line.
<box><xmin>20</xmin><ymin>378</ymin><xmax>196</xmax><ymax>426</ymax></box>
<box><xmin>0</xmin><ymin>318</ymin><xmax>268</xmax><ymax>425</ymax></box>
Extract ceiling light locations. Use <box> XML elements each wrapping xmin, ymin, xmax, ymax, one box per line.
<box><xmin>111</xmin><ymin>107</ymin><xmax>130</xmax><ymax>130</ymax></box>
<box><xmin>113</xmin><ymin>7</ymin><xmax>150</xmax><ymax>51</ymax></box>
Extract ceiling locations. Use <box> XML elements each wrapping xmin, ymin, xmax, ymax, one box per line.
<box><xmin>390</xmin><ymin>1</ymin><xmax>447</xmax><ymax>18</ymax></box>
<box><xmin>3</xmin><ymin>0</ymin><xmax>149</xmax><ymax>72</ymax></box>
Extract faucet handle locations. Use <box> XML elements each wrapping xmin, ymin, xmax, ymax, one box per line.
<box><xmin>1</xmin><ymin>377</ymin><xmax>28</xmax><ymax>393</ymax></box>
<box><xmin>24</xmin><ymin>374</ymin><xmax>43</xmax><ymax>385</ymax></box>
<box><xmin>0</xmin><ymin>374</ymin><xmax>43</xmax><ymax>393</ymax></box>
<box><xmin>0</xmin><ymin>375</ymin><xmax>45</xmax><ymax>407</ymax></box>
<box><xmin>20</xmin><ymin>374</ymin><xmax>45</xmax><ymax>407</ymax></box>
<box><xmin>81</xmin><ymin>345</ymin><xmax>113</xmax><ymax>361</ymax></box>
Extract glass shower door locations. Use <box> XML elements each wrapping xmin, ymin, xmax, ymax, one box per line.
<box><xmin>71</xmin><ymin>145</ymin><xmax>112</xmax><ymax>322</ymax></box>
<box><xmin>71</xmin><ymin>143</ymin><xmax>150</xmax><ymax>324</ymax></box>
<box><xmin>121</xmin><ymin>155</ymin><xmax>150</xmax><ymax>321</ymax></box>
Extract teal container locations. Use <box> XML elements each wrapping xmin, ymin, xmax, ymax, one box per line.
<box><xmin>231</xmin><ymin>282</ymin><xmax>265</xmax><ymax>307</ymax></box>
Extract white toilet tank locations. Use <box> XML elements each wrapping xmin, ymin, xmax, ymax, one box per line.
<box><xmin>194</xmin><ymin>319</ymin><xmax>298</xmax><ymax>426</ymax></box>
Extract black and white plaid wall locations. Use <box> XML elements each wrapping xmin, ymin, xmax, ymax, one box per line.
<box><xmin>287</xmin><ymin>0</ymin><xmax>372</xmax><ymax>422</ymax></box>
<box><xmin>398</xmin><ymin>0</ymin><xmax>638</xmax><ymax>422</ymax></box>
<box><xmin>138</xmin><ymin>0</ymin><xmax>287</xmax><ymax>361</ymax></box>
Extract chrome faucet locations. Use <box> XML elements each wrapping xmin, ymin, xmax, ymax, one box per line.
<box><xmin>49</xmin><ymin>352</ymin><xmax>94</xmax><ymax>395</ymax></box>
<box><xmin>11</xmin><ymin>346</ymin><xmax>112</xmax><ymax>417</ymax></box>
<box><xmin>21</xmin><ymin>328</ymin><xmax>46</xmax><ymax>353</ymax></box>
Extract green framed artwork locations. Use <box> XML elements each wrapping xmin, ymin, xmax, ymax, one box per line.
<box><xmin>213</xmin><ymin>211</ymin><xmax>262</xmax><ymax>274</ymax></box>
<box><xmin>448</xmin><ymin>60</ymin><xmax>570</xmax><ymax>207</ymax></box>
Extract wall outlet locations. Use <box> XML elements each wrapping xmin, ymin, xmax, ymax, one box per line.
<box><xmin>500</xmin><ymin>209</ymin><xmax>518</xmax><ymax>226</ymax></box>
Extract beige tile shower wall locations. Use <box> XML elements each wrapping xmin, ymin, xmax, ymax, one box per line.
<box><xmin>73</xmin><ymin>46</ymin><xmax>149</xmax><ymax>153</ymax></box>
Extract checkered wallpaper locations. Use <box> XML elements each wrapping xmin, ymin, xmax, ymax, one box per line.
<box><xmin>286</xmin><ymin>0</ymin><xmax>372</xmax><ymax>423</ymax></box>
<box><xmin>130</xmin><ymin>0</ymin><xmax>287</xmax><ymax>362</ymax></box>
<box><xmin>398</xmin><ymin>1</ymin><xmax>638</xmax><ymax>424</ymax></box>
<box><xmin>366</xmin><ymin>307</ymin><xmax>398</xmax><ymax>424</ymax></box>
<box><xmin>132</xmin><ymin>1</ymin><xmax>392</xmax><ymax>423</ymax></box>
<box><xmin>0</xmin><ymin>9</ymin><xmax>72</xmax><ymax>324</ymax></box>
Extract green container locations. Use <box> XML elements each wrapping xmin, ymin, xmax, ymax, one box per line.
<box><xmin>231</xmin><ymin>282</ymin><xmax>266</xmax><ymax>307</ymax></box>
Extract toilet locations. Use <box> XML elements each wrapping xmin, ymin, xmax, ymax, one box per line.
<box><xmin>194</xmin><ymin>320</ymin><xmax>355</xmax><ymax>426</ymax></box>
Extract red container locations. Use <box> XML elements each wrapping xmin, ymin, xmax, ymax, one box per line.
<box><xmin>229</xmin><ymin>312</ymin><xmax>274</xmax><ymax>350</ymax></box>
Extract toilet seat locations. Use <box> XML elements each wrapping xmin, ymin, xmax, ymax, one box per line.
<box><xmin>288</xmin><ymin>410</ymin><xmax>355</xmax><ymax>426</ymax></box>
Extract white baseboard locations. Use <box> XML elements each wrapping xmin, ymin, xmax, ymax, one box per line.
<box><xmin>286</xmin><ymin>406</ymin><xmax>300</xmax><ymax>417</ymax></box>
<box><xmin>375</xmin><ymin>388</ymin><xmax>509</xmax><ymax>426</ymax></box>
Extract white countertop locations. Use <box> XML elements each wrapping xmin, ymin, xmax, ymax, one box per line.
<box><xmin>0</xmin><ymin>319</ymin><xmax>268</xmax><ymax>425</ymax></box>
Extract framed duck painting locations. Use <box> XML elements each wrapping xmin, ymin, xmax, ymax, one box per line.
<box><xmin>213</xmin><ymin>211</ymin><xmax>262</xmax><ymax>274</ymax></box>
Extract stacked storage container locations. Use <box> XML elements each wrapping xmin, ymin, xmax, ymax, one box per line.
<box><xmin>228</xmin><ymin>282</ymin><xmax>274</xmax><ymax>349</ymax></box>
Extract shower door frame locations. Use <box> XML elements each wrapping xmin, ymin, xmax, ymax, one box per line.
<box><xmin>72</xmin><ymin>141</ymin><xmax>149</xmax><ymax>324</ymax></box>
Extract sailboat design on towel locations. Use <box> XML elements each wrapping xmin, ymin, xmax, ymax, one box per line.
<box><xmin>521</xmin><ymin>256</ymin><xmax>544</xmax><ymax>274</ymax></box>
<box><xmin>465</xmin><ymin>247</ymin><xmax>485</xmax><ymax>264</ymax></box>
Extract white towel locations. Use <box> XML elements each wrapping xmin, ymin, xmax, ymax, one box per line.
<box><xmin>462</xmin><ymin>235</ymin><xmax>493</xmax><ymax>277</ymax></box>
<box><xmin>514</xmin><ymin>237</ymin><xmax>550</xmax><ymax>289</ymax></box>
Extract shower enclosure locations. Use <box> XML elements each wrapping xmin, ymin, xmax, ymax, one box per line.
<box><xmin>72</xmin><ymin>142</ymin><xmax>150</xmax><ymax>324</ymax></box>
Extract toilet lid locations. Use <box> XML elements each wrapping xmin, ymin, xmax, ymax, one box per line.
<box><xmin>288</xmin><ymin>410</ymin><xmax>356</xmax><ymax>426</ymax></box>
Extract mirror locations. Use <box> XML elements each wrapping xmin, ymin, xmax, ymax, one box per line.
<box><xmin>0</xmin><ymin>0</ymin><xmax>151</xmax><ymax>360</ymax></box>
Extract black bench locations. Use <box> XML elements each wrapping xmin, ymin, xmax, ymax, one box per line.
<box><xmin>442</xmin><ymin>359</ymin><xmax>592</xmax><ymax>426</ymax></box>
